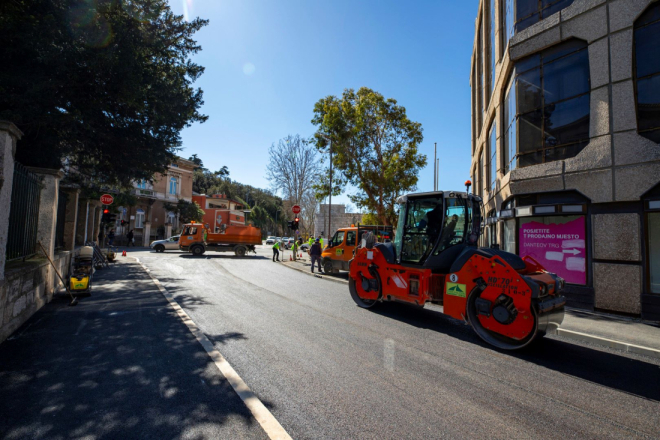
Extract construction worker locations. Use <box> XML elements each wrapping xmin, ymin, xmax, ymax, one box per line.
<box><xmin>309</xmin><ymin>238</ymin><xmax>323</xmax><ymax>273</ymax></box>
<box><xmin>308</xmin><ymin>236</ymin><xmax>314</xmax><ymax>247</ymax></box>
<box><xmin>318</xmin><ymin>235</ymin><xmax>324</xmax><ymax>249</ymax></box>
<box><xmin>272</xmin><ymin>240</ymin><xmax>281</xmax><ymax>262</ymax></box>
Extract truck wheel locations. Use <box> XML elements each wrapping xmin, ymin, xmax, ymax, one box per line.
<box><xmin>191</xmin><ymin>245</ymin><xmax>205</xmax><ymax>256</ymax></box>
<box><xmin>323</xmin><ymin>260</ymin><xmax>334</xmax><ymax>274</ymax></box>
<box><xmin>235</xmin><ymin>246</ymin><xmax>247</xmax><ymax>257</ymax></box>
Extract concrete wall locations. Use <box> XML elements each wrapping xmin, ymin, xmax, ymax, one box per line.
<box><xmin>314</xmin><ymin>205</ymin><xmax>364</xmax><ymax>238</ymax></box>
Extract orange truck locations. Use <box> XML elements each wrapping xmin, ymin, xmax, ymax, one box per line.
<box><xmin>321</xmin><ymin>224</ymin><xmax>394</xmax><ymax>274</ymax></box>
<box><xmin>178</xmin><ymin>222</ymin><xmax>262</xmax><ymax>256</ymax></box>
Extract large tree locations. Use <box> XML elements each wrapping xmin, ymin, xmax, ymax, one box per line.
<box><xmin>312</xmin><ymin>87</ymin><xmax>427</xmax><ymax>226</ymax></box>
<box><xmin>0</xmin><ymin>0</ymin><xmax>208</xmax><ymax>185</ymax></box>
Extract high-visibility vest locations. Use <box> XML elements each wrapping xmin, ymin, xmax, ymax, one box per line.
<box><xmin>308</xmin><ymin>238</ymin><xmax>314</xmax><ymax>246</ymax></box>
<box><xmin>320</xmin><ymin>238</ymin><xmax>324</xmax><ymax>248</ymax></box>
<box><xmin>273</xmin><ymin>242</ymin><xmax>280</xmax><ymax>250</ymax></box>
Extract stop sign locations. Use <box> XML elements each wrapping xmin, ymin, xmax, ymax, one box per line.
<box><xmin>100</xmin><ymin>194</ymin><xmax>114</xmax><ymax>205</ymax></box>
<box><xmin>292</xmin><ymin>205</ymin><xmax>301</xmax><ymax>214</ymax></box>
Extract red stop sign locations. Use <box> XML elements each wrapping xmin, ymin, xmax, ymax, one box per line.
<box><xmin>100</xmin><ymin>194</ymin><xmax>114</xmax><ymax>205</ymax></box>
<box><xmin>292</xmin><ymin>205</ymin><xmax>301</xmax><ymax>214</ymax></box>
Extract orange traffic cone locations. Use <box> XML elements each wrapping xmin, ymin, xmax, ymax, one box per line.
<box><xmin>289</xmin><ymin>255</ymin><xmax>293</xmax><ymax>261</ymax></box>
<box><xmin>122</xmin><ymin>250</ymin><xmax>127</xmax><ymax>257</ymax></box>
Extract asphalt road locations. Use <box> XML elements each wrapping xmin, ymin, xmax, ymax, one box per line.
<box><xmin>135</xmin><ymin>246</ymin><xmax>660</xmax><ymax>439</ymax></box>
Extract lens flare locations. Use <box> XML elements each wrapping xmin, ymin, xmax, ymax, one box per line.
<box><xmin>243</xmin><ymin>63</ymin><xmax>256</xmax><ymax>75</ymax></box>
<box><xmin>183</xmin><ymin>0</ymin><xmax>194</xmax><ymax>22</ymax></box>
<box><xmin>68</xmin><ymin>1</ymin><xmax>114</xmax><ymax>48</ymax></box>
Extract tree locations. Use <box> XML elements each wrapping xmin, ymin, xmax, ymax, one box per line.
<box><xmin>164</xmin><ymin>200</ymin><xmax>205</xmax><ymax>224</ymax></box>
<box><xmin>311</xmin><ymin>87</ymin><xmax>427</xmax><ymax>226</ymax></box>
<box><xmin>266</xmin><ymin>134</ymin><xmax>322</xmax><ymax>204</ymax></box>
<box><xmin>0</xmin><ymin>0</ymin><xmax>208</xmax><ymax>186</ymax></box>
<box><xmin>361</xmin><ymin>212</ymin><xmax>380</xmax><ymax>226</ymax></box>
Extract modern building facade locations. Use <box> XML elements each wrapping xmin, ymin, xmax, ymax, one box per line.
<box><xmin>470</xmin><ymin>0</ymin><xmax>660</xmax><ymax>319</ymax></box>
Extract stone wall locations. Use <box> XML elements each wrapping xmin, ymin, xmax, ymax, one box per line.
<box><xmin>0</xmin><ymin>250</ymin><xmax>76</xmax><ymax>343</ymax></box>
<box><xmin>313</xmin><ymin>204</ymin><xmax>364</xmax><ymax>238</ymax></box>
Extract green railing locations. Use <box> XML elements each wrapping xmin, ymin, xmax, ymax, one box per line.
<box><xmin>6</xmin><ymin>163</ymin><xmax>41</xmax><ymax>261</ymax></box>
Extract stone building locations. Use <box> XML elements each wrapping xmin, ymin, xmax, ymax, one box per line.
<box><xmin>112</xmin><ymin>157</ymin><xmax>195</xmax><ymax>246</ymax></box>
<box><xmin>470</xmin><ymin>0</ymin><xmax>660</xmax><ymax>319</ymax></box>
<box><xmin>313</xmin><ymin>205</ymin><xmax>364</xmax><ymax>239</ymax></box>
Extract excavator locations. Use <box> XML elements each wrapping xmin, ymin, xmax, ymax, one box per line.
<box><xmin>348</xmin><ymin>187</ymin><xmax>566</xmax><ymax>350</ymax></box>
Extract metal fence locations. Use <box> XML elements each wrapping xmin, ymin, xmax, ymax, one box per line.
<box><xmin>6</xmin><ymin>163</ymin><xmax>41</xmax><ymax>261</ymax></box>
<box><xmin>54</xmin><ymin>189</ymin><xmax>68</xmax><ymax>250</ymax></box>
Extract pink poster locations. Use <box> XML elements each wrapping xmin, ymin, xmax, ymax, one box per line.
<box><xmin>519</xmin><ymin>217</ymin><xmax>586</xmax><ymax>285</ymax></box>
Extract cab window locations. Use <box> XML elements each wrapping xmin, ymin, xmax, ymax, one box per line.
<box><xmin>331</xmin><ymin>231</ymin><xmax>345</xmax><ymax>247</ymax></box>
<box><xmin>401</xmin><ymin>197</ymin><xmax>443</xmax><ymax>263</ymax></box>
<box><xmin>183</xmin><ymin>226</ymin><xmax>197</xmax><ymax>236</ymax></box>
<box><xmin>434</xmin><ymin>198</ymin><xmax>468</xmax><ymax>254</ymax></box>
<box><xmin>346</xmin><ymin>231</ymin><xmax>356</xmax><ymax>246</ymax></box>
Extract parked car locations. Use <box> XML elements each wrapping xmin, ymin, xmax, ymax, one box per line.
<box><xmin>265</xmin><ymin>236</ymin><xmax>276</xmax><ymax>245</ymax></box>
<box><xmin>299</xmin><ymin>242</ymin><xmax>310</xmax><ymax>251</ymax></box>
<box><xmin>150</xmin><ymin>236</ymin><xmax>181</xmax><ymax>253</ymax></box>
<box><xmin>284</xmin><ymin>238</ymin><xmax>297</xmax><ymax>249</ymax></box>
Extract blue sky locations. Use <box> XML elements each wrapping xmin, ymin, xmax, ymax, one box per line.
<box><xmin>168</xmin><ymin>0</ymin><xmax>478</xmax><ymax>209</ymax></box>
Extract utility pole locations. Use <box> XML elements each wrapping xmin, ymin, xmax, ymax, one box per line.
<box><xmin>436</xmin><ymin>158</ymin><xmax>440</xmax><ymax>191</ymax></box>
<box><xmin>328</xmin><ymin>139</ymin><xmax>333</xmax><ymax>242</ymax></box>
<box><xmin>433</xmin><ymin>142</ymin><xmax>437</xmax><ymax>191</ymax></box>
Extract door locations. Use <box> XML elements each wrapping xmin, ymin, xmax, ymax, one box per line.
<box><xmin>342</xmin><ymin>230</ymin><xmax>358</xmax><ymax>270</ymax></box>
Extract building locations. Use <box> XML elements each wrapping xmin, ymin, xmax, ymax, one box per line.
<box><xmin>314</xmin><ymin>205</ymin><xmax>364</xmax><ymax>239</ymax></box>
<box><xmin>114</xmin><ymin>157</ymin><xmax>196</xmax><ymax>246</ymax></box>
<box><xmin>470</xmin><ymin>0</ymin><xmax>660</xmax><ymax>319</ymax></box>
<box><xmin>192</xmin><ymin>194</ymin><xmax>246</xmax><ymax>232</ymax></box>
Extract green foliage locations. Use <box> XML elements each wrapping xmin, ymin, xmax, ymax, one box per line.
<box><xmin>164</xmin><ymin>200</ymin><xmax>205</xmax><ymax>224</ymax></box>
<box><xmin>312</xmin><ymin>87</ymin><xmax>427</xmax><ymax>226</ymax></box>
<box><xmin>0</xmin><ymin>0</ymin><xmax>208</xmax><ymax>185</ymax></box>
<box><xmin>361</xmin><ymin>212</ymin><xmax>380</xmax><ymax>226</ymax></box>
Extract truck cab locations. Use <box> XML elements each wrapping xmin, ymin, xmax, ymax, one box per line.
<box><xmin>321</xmin><ymin>224</ymin><xmax>394</xmax><ymax>274</ymax></box>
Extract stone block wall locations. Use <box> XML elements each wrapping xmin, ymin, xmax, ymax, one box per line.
<box><xmin>0</xmin><ymin>250</ymin><xmax>75</xmax><ymax>343</ymax></box>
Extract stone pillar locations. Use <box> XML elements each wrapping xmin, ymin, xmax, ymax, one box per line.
<box><xmin>26</xmin><ymin>168</ymin><xmax>64</xmax><ymax>260</ymax></box>
<box><xmin>62</xmin><ymin>187</ymin><xmax>80</xmax><ymax>251</ymax></box>
<box><xmin>0</xmin><ymin>122</ymin><xmax>22</xmax><ymax>282</ymax></box>
<box><xmin>75</xmin><ymin>199</ymin><xmax>88</xmax><ymax>246</ymax></box>
<box><xmin>165</xmin><ymin>222</ymin><xmax>172</xmax><ymax>239</ymax></box>
<box><xmin>89</xmin><ymin>202</ymin><xmax>102</xmax><ymax>244</ymax></box>
<box><xmin>143</xmin><ymin>221</ymin><xmax>151</xmax><ymax>247</ymax></box>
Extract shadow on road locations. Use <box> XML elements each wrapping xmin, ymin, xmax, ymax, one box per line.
<box><xmin>178</xmin><ymin>254</ymin><xmax>268</xmax><ymax>260</ymax></box>
<box><xmin>369</xmin><ymin>301</ymin><xmax>660</xmax><ymax>402</ymax></box>
<box><xmin>0</xmin><ymin>262</ymin><xmax>267</xmax><ymax>439</ymax></box>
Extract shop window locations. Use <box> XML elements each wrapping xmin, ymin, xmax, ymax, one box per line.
<box><xmin>135</xmin><ymin>209</ymin><xmax>145</xmax><ymax>229</ymax></box>
<box><xmin>502</xmin><ymin>219</ymin><xmax>516</xmax><ymax>253</ymax></box>
<box><xmin>649</xmin><ymin>212</ymin><xmax>660</xmax><ymax>294</ymax></box>
<box><xmin>512</xmin><ymin>39</ymin><xmax>590</xmax><ymax>168</ymax></box>
<box><xmin>634</xmin><ymin>2</ymin><xmax>660</xmax><ymax>143</ymax></box>
<box><xmin>519</xmin><ymin>215</ymin><xmax>586</xmax><ymax>285</ymax></box>
<box><xmin>489</xmin><ymin>122</ymin><xmax>497</xmax><ymax>193</ymax></box>
<box><xmin>515</xmin><ymin>0</ymin><xmax>575</xmax><ymax>34</ymax></box>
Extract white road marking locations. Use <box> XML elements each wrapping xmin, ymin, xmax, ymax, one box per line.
<box><xmin>133</xmin><ymin>258</ymin><xmax>293</xmax><ymax>440</ymax></box>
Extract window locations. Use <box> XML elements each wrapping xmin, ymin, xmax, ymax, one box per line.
<box><xmin>490</xmin><ymin>0</ymin><xmax>497</xmax><ymax>95</ymax></box>
<box><xmin>634</xmin><ymin>2</ymin><xmax>660</xmax><ymax>143</ymax></box>
<box><xmin>515</xmin><ymin>0</ymin><xmax>575</xmax><ymax>34</ymax></box>
<box><xmin>169</xmin><ymin>177</ymin><xmax>178</xmax><ymax>195</ymax></box>
<box><xmin>331</xmin><ymin>231</ymin><xmax>345</xmax><ymax>247</ymax></box>
<box><xmin>346</xmin><ymin>231</ymin><xmax>356</xmax><ymax>246</ymax></box>
<box><xmin>135</xmin><ymin>209</ymin><xmax>145</xmax><ymax>229</ymax></box>
<box><xmin>478</xmin><ymin>151</ymin><xmax>484</xmax><ymax>197</ymax></box>
<box><xmin>489</xmin><ymin>122</ymin><xmax>497</xmax><ymax>193</ymax></box>
<box><xmin>650</xmin><ymin>212</ymin><xmax>660</xmax><ymax>293</ymax></box>
<box><xmin>137</xmin><ymin>180</ymin><xmax>147</xmax><ymax>189</ymax></box>
<box><xmin>513</xmin><ymin>39</ymin><xmax>590</xmax><ymax>168</ymax></box>
<box><xmin>502</xmin><ymin>219</ymin><xmax>516</xmax><ymax>253</ymax></box>
<box><xmin>503</xmin><ymin>76</ymin><xmax>517</xmax><ymax>173</ymax></box>
<box><xmin>503</xmin><ymin>0</ymin><xmax>514</xmax><ymax>51</ymax></box>
<box><xmin>478</xmin><ymin>23</ymin><xmax>484</xmax><ymax>133</ymax></box>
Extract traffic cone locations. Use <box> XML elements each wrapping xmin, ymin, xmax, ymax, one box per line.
<box><xmin>290</xmin><ymin>255</ymin><xmax>292</xmax><ymax>261</ymax></box>
<box><xmin>122</xmin><ymin>250</ymin><xmax>127</xmax><ymax>257</ymax></box>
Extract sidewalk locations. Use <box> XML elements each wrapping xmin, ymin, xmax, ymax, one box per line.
<box><xmin>282</xmin><ymin>258</ymin><xmax>660</xmax><ymax>358</ymax></box>
<box><xmin>0</xmin><ymin>259</ymin><xmax>265</xmax><ymax>440</ymax></box>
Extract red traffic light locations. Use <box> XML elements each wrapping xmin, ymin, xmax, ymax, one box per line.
<box><xmin>103</xmin><ymin>209</ymin><xmax>110</xmax><ymax>214</ymax></box>
<box><xmin>294</xmin><ymin>217</ymin><xmax>299</xmax><ymax>222</ymax></box>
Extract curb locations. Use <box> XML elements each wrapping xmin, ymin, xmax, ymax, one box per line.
<box><xmin>551</xmin><ymin>328</ymin><xmax>660</xmax><ymax>360</ymax></box>
<box><xmin>281</xmin><ymin>260</ymin><xmax>349</xmax><ymax>285</ymax></box>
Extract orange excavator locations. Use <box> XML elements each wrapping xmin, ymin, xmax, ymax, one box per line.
<box><xmin>348</xmin><ymin>188</ymin><xmax>566</xmax><ymax>350</ymax></box>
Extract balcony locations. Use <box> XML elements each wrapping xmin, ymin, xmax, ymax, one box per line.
<box><xmin>135</xmin><ymin>188</ymin><xmax>156</xmax><ymax>198</ymax></box>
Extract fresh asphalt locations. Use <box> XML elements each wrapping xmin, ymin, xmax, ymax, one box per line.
<box><xmin>130</xmin><ymin>245</ymin><xmax>659</xmax><ymax>439</ymax></box>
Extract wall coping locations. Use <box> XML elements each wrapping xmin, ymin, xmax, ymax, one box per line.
<box><xmin>25</xmin><ymin>167</ymin><xmax>65</xmax><ymax>178</ymax></box>
<box><xmin>0</xmin><ymin>121</ymin><xmax>23</xmax><ymax>141</ymax></box>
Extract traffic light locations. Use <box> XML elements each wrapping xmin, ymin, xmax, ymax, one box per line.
<box><xmin>287</xmin><ymin>221</ymin><xmax>294</xmax><ymax>230</ymax></box>
<box><xmin>120</xmin><ymin>219</ymin><xmax>127</xmax><ymax>226</ymax></box>
<box><xmin>101</xmin><ymin>209</ymin><xmax>117</xmax><ymax>225</ymax></box>
<box><xmin>292</xmin><ymin>217</ymin><xmax>300</xmax><ymax>230</ymax></box>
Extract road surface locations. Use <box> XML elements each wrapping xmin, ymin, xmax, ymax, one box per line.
<box><xmin>134</xmin><ymin>246</ymin><xmax>660</xmax><ymax>439</ymax></box>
